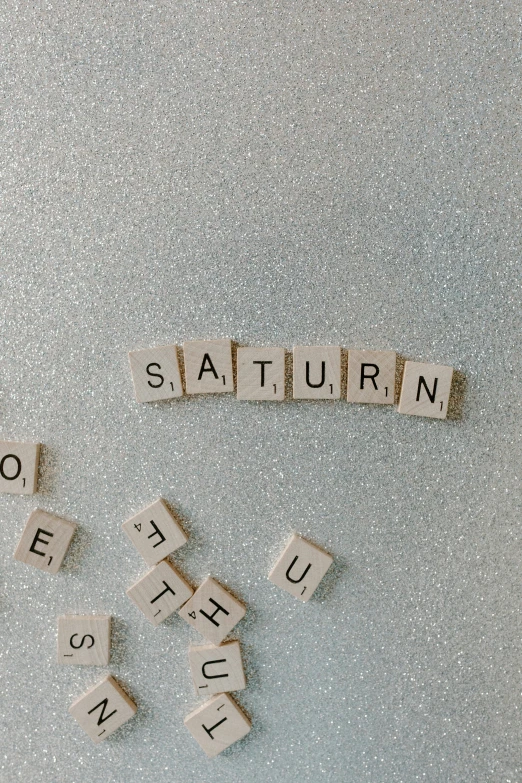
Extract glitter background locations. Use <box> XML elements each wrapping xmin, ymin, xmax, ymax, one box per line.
<box><xmin>0</xmin><ymin>2</ymin><xmax>521</xmax><ymax>782</ymax></box>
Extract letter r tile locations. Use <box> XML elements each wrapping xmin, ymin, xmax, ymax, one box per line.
<box><xmin>268</xmin><ymin>534</ymin><xmax>333</xmax><ymax>602</ymax></box>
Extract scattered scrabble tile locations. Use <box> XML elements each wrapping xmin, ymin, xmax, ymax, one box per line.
<box><xmin>69</xmin><ymin>675</ymin><xmax>137</xmax><ymax>743</ymax></box>
<box><xmin>0</xmin><ymin>441</ymin><xmax>40</xmax><ymax>495</ymax></box>
<box><xmin>189</xmin><ymin>640</ymin><xmax>246</xmax><ymax>696</ymax></box>
<box><xmin>183</xmin><ymin>339</ymin><xmax>234</xmax><ymax>394</ymax></box>
<box><xmin>128</xmin><ymin>344</ymin><xmax>183</xmax><ymax>402</ymax></box>
<box><xmin>293</xmin><ymin>346</ymin><xmax>341</xmax><ymax>399</ymax></box>
<box><xmin>268</xmin><ymin>534</ymin><xmax>333</xmax><ymax>602</ymax></box>
<box><xmin>398</xmin><ymin>361</ymin><xmax>453</xmax><ymax>419</ymax></box>
<box><xmin>236</xmin><ymin>347</ymin><xmax>285</xmax><ymax>401</ymax></box>
<box><xmin>122</xmin><ymin>498</ymin><xmax>188</xmax><ymax>566</ymax></box>
<box><xmin>13</xmin><ymin>509</ymin><xmax>76</xmax><ymax>574</ymax></box>
<box><xmin>184</xmin><ymin>692</ymin><xmax>251</xmax><ymax>758</ymax></box>
<box><xmin>127</xmin><ymin>559</ymin><xmax>193</xmax><ymax>626</ymax></box>
<box><xmin>347</xmin><ymin>350</ymin><xmax>396</xmax><ymax>405</ymax></box>
<box><xmin>178</xmin><ymin>577</ymin><xmax>246</xmax><ymax>645</ymax></box>
<box><xmin>57</xmin><ymin>615</ymin><xmax>111</xmax><ymax>666</ymax></box>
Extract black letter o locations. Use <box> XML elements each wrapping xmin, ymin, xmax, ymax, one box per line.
<box><xmin>0</xmin><ymin>454</ymin><xmax>21</xmax><ymax>481</ymax></box>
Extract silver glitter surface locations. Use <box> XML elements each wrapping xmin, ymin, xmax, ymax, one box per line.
<box><xmin>0</xmin><ymin>2</ymin><xmax>521</xmax><ymax>781</ymax></box>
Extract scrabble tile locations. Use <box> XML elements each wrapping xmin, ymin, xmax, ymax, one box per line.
<box><xmin>126</xmin><ymin>559</ymin><xmax>193</xmax><ymax>626</ymax></box>
<box><xmin>57</xmin><ymin>615</ymin><xmax>111</xmax><ymax>666</ymax></box>
<box><xmin>128</xmin><ymin>344</ymin><xmax>183</xmax><ymax>402</ymax></box>
<box><xmin>293</xmin><ymin>346</ymin><xmax>341</xmax><ymax>400</ymax></box>
<box><xmin>69</xmin><ymin>675</ymin><xmax>137</xmax><ymax>744</ymax></box>
<box><xmin>398</xmin><ymin>361</ymin><xmax>453</xmax><ymax>419</ymax></box>
<box><xmin>268</xmin><ymin>534</ymin><xmax>333</xmax><ymax>602</ymax></box>
<box><xmin>236</xmin><ymin>347</ymin><xmax>285</xmax><ymax>401</ymax></box>
<box><xmin>0</xmin><ymin>441</ymin><xmax>40</xmax><ymax>494</ymax></box>
<box><xmin>122</xmin><ymin>498</ymin><xmax>188</xmax><ymax>566</ymax></box>
<box><xmin>183</xmin><ymin>339</ymin><xmax>234</xmax><ymax>394</ymax></box>
<box><xmin>184</xmin><ymin>692</ymin><xmax>251</xmax><ymax>758</ymax></box>
<box><xmin>178</xmin><ymin>577</ymin><xmax>246</xmax><ymax>645</ymax></box>
<box><xmin>13</xmin><ymin>509</ymin><xmax>76</xmax><ymax>574</ymax></box>
<box><xmin>189</xmin><ymin>640</ymin><xmax>246</xmax><ymax>697</ymax></box>
<box><xmin>347</xmin><ymin>350</ymin><xmax>396</xmax><ymax>405</ymax></box>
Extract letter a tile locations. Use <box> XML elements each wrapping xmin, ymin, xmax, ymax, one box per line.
<box><xmin>189</xmin><ymin>640</ymin><xmax>246</xmax><ymax>696</ymax></box>
<box><xmin>69</xmin><ymin>675</ymin><xmax>137</xmax><ymax>743</ymax></box>
<box><xmin>122</xmin><ymin>498</ymin><xmax>188</xmax><ymax>566</ymax></box>
<box><xmin>183</xmin><ymin>339</ymin><xmax>234</xmax><ymax>394</ymax></box>
<box><xmin>127</xmin><ymin>560</ymin><xmax>193</xmax><ymax>626</ymax></box>
<box><xmin>184</xmin><ymin>693</ymin><xmax>251</xmax><ymax>757</ymax></box>
<box><xmin>293</xmin><ymin>346</ymin><xmax>341</xmax><ymax>400</ymax></box>
<box><xmin>268</xmin><ymin>534</ymin><xmax>333</xmax><ymax>602</ymax></box>
<box><xmin>0</xmin><ymin>441</ymin><xmax>40</xmax><ymax>494</ymax></box>
<box><xmin>398</xmin><ymin>361</ymin><xmax>453</xmax><ymax>419</ymax></box>
<box><xmin>128</xmin><ymin>345</ymin><xmax>183</xmax><ymax>402</ymax></box>
<box><xmin>178</xmin><ymin>577</ymin><xmax>246</xmax><ymax>644</ymax></box>
<box><xmin>13</xmin><ymin>509</ymin><xmax>76</xmax><ymax>574</ymax></box>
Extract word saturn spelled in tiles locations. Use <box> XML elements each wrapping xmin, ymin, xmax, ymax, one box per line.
<box><xmin>128</xmin><ymin>340</ymin><xmax>457</xmax><ymax>420</ymax></box>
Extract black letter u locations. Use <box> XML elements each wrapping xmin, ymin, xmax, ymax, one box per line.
<box><xmin>286</xmin><ymin>555</ymin><xmax>312</xmax><ymax>584</ymax></box>
<box><xmin>305</xmin><ymin>361</ymin><xmax>325</xmax><ymax>388</ymax></box>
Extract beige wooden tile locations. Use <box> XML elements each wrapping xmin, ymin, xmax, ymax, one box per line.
<box><xmin>0</xmin><ymin>441</ymin><xmax>40</xmax><ymax>495</ymax></box>
<box><xmin>57</xmin><ymin>615</ymin><xmax>111</xmax><ymax>666</ymax></box>
<box><xmin>293</xmin><ymin>346</ymin><xmax>341</xmax><ymax>399</ymax></box>
<box><xmin>236</xmin><ymin>347</ymin><xmax>285</xmax><ymax>401</ymax></box>
<box><xmin>122</xmin><ymin>498</ymin><xmax>188</xmax><ymax>566</ymax></box>
<box><xmin>347</xmin><ymin>350</ymin><xmax>396</xmax><ymax>405</ymax></box>
<box><xmin>183</xmin><ymin>339</ymin><xmax>234</xmax><ymax>394</ymax></box>
<box><xmin>178</xmin><ymin>577</ymin><xmax>246</xmax><ymax>644</ymax></box>
<box><xmin>268</xmin><ymin>534</ymin><xmax>333</xmax><ymax>602</ymax></box>
<box><xmin>184</xmin><ymin>692</ymin><xmax>251</xmax><ymax>758</ymax></box>
<box><xmin>69</xmin><ymin>675</ymin><xmax>137</xmax><ymax>744</ymax></box>
<box><xmin>398</xmin><ymin>361</ymin><xmax>453</xmax><ymax>419</ymax></box>
<box><xmin>13</xmin><ymin>509</ymin><xmax>76</xmax><ymax>574</ymax></box>
<box><xmin>128</xmin><ymin>344</ymin><xmax>183</xmax><ymax>402</ymax></box>
<box><xmin>189</xmin><ymin>640</ymin><xmax>246</xmax><ymax>697</ymax></box>
<box><xmin>126</xmin><ymin>559</ymin><xmax>193</xmax><ymax>626</ymax></box>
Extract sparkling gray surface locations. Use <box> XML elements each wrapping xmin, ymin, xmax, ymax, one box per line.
<box><xmin>0</xmin><ymin>2</ymin><xmax>521</xmax><ymax>782</ymax></box>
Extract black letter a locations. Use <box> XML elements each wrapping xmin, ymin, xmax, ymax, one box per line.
<box><xmin>198</xmin><ymin>353</ymin><xmax>219</xmax><ymax>381</ymax></box>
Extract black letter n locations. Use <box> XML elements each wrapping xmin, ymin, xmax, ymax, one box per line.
<box><xmin>87</xmin><ymin>698</ymin><xmax>117</xmax><ymax>726</ymax></box>
<box><xmin>416</xmin><ymin>375</ymin><xmax>438</xmax><ymax>404</ymax></box>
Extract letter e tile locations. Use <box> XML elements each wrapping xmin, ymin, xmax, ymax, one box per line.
<box><xmin>14</xmin><ymin>509</ymin><xmax>76</xmax><ymax>574</ymax></box>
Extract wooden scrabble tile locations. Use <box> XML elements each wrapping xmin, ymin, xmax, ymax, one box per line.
<box><xmin>128</xmin><ymin>344</ymin><xmax>183</xmax><ymax>402</ymax></box>
<box><xmin>189</xmin><ymin>640</ymin><xmax>246</xmax><ymax>697</ymax></box>
<box><xmin>293</xmin><ymin>346</ymin><xmax>341</xmax><ymax>400</ymax></box>
<box><xmin>184</xmin><ymin>692</ymin><xmax>251</xmax><ymax>758</ymax></box>
<box><xmin>126</xmin><ymin>559</ymin><xmax>193</xmax><ymax>626</ymax></box>
<box><xmin>69</xmin><ymin>675</ymin><xmax>137</xmax><ymax>743</ymax></box>
<box><xmin>57</xmin><ymin>615</ymin><xmax>111</xmax><ymax>666</ymax></box>
<box><xmin>122</xmin><ymin>498</ymin><xmax>188</xmax><ymax>566</ymax></box>
<box><xmin>183</xmin><ymin>339</ymin><xmax>234</xmax><ymax>394</ymax></box>
<box><xmin>236</xmin><ymin>347</ymin><xmax>285</xmax><ymax>401</ymax></box>
<box><xmin>268</xmin><ymin>534</ymin><xmax>333</xmax><ymax>602</ymax></box>
<box><xmin>0</xmin><ymin>441</ymin><xmax>40</xmax><ymax>494</ymax></box>
<box><xmin>398</xmin><ymin>361</ymin><xmax>453</xmax><ymax>419</ymax></box>
<box><xmin>347</xmin><ymin>350</ymin><xmax>396</xmax><ymax>405</ymax></box>
<box><xmin>178</xmin><ymin>577</ymin><xmax>246</xmax><ymax>645</ymax></box>
<box><xmin>13</xmin><ymin>509</ymin><xmax>76</xmax><ymax>574</ymax></box>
